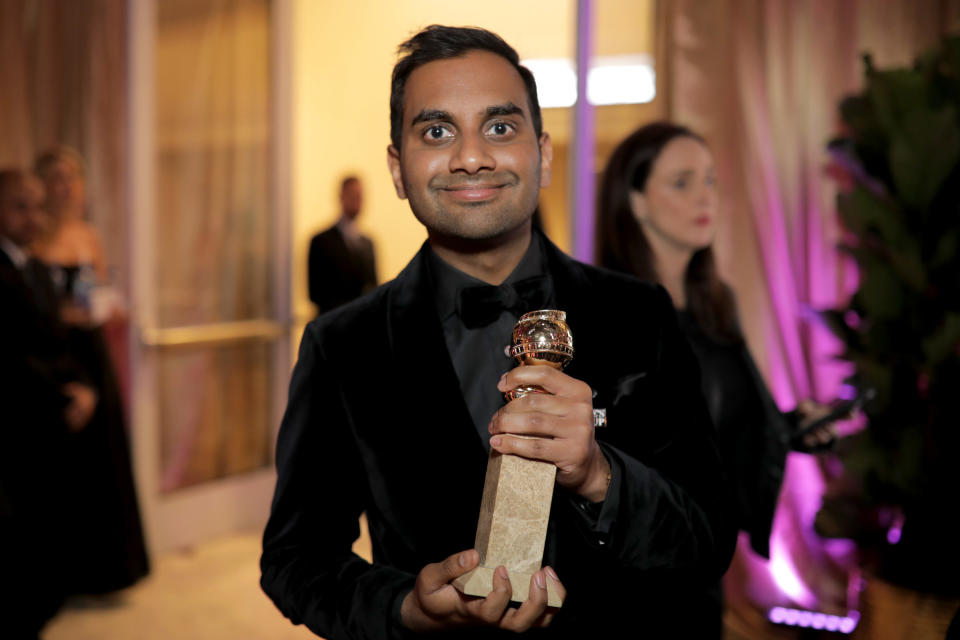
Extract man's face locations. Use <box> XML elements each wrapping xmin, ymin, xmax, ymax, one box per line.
<box><xmin>341</xmin><ymin>179</ymin><xmax>363</xmax><ymax>220</ymax></box>
<box><xmin>387</xmin><ymin>49</ymin><xmax>552</xmax><ymax>244</ymax></box>
<box><xmin>0</xmin><ymin>175</ymin><xmax>46</xmax><ymax>248</ymax></box>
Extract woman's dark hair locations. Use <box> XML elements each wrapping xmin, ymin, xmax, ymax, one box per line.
<box><xmin>389</xmin><ymin>25</ymin><xmax>542</xmax><ymax>150</ymax></box>
<box><xmin>595</xmin><ymin>121</ymin><xmax>741</xmax><ymax>343</ymax></box>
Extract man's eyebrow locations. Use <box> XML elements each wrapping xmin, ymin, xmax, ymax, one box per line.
<box><xmin>486</xmin><ymin>103</ymin><xmax>525</xmax><ymax>119</ymax></box>
<box><xmin>410</xmin><ymin>109</ymin><xmax>451</xmax><ymax>126</ymax></box>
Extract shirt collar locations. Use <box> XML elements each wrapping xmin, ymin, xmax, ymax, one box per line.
<box><xmin>337</xmin><ymin>216</ymin><xmax>360</xmax><ymax>239</ymax></box>
<box><xmin>427</xmin><ymin>230</ymin><xmax>548</xmax><ymax>322</ymax></box>
<box><xmin>0</xmin><ymin>237</ymin><xmax>29</xmax><ymax>269</ymax></box>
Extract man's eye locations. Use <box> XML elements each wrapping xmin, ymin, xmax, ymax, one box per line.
<box><xmin>487</xmin><ymin>121</ymin><xmax>514</xmax><ymax>137</ymax></box>
<box><xmin>425</xmin><ymin>125</ymin><xmax>453</xmax><ymax>140</ymax></box>
<box><xmin>673</xmin><ymin>179</ymin><xmax>688</xmax><ymax>189</ymax></box>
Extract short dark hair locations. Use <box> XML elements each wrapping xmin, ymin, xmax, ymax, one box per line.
<box><xmin>0</xmin><ymin>168</ymin><xmax>31</xmax><ymax>201</ymax></box>
<box><xmin>389</xmin><ymin>25</ymin><xmax>542</xmax><ymax>150</ymax></box>
<box><xmin>340</xmin><ymin>175</ymin><xmax>360</xmax><ymax>193</ymax></box>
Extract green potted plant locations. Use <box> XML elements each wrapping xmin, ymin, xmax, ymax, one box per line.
<box><xmin>815</xmin><ymin>35</ymin><xmax>960</xmax><ymax>626</ymax></box>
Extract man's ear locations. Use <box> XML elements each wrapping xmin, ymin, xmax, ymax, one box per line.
<box><xmin>386</xmin><ymin>145</ymin><xmax>407</xmax><ymax>200</ymax></box>
<box><xmin>629</xmin><ymin>190</ymin><xmax>648</xmax><ymax>222</ymax></box>
<box><xmin>538</xmin><ymin>132</ymin><xmax>553</xmax><ymax>189</ymax></box>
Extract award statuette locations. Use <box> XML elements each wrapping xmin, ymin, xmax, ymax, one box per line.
<box><xmin>452</xmin><ymin>311</ymin><xmax>573</xmax><ymax>608</ymax></box>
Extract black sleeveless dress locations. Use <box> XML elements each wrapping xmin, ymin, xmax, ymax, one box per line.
<box><xmin>51</xmin><ymin>264</ymin><xmax>149</xmax><ymax>593</ymax></box>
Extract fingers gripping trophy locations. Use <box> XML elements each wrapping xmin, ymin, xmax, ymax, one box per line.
<box><xmin>452</xmin><ymin>310</ymin><xmax>573</xmax><ymax>608</ymax></box>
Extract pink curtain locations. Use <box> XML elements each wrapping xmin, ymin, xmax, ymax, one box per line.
<box><xmin>662</xmin><ymin>1</ymin><xmax>960</xmax><ymax>636</ymax></box>
<box><xmin>0</xmin><ymin>0</ymin><xmax>128</xmax><ymax>287</ymax></box>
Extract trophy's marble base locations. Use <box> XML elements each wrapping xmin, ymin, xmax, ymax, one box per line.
<box><xmin>452</xmin><ymin>448</ymin><xmax>564</xmax><ymax>608</ymax></box>
<box><xmin>453</xmin><ymin>565</ymin><xmax>564</xmax><ymax>608</ymax></box>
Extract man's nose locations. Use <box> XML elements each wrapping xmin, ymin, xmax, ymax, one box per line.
<box><xmin>449</xmin><ymin>133</ymin><xmax>495</xmax><ymax>174</ymax></box>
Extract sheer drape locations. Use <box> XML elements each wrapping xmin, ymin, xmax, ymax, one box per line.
<box><xmin>154</xmin><ymin>0</ymin><xmax>274</xmax><ymax>491</ymax></box>
<box><xmin>662</xmin><ymin>0</ymin><xmax>960</xmax><ymax>636</ymax></box>
<box><xmin>0</xmin><ymin>0</ymin><xmax>128</xmax><ymax>284</ymax></box>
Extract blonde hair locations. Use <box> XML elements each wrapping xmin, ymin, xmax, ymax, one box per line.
<box><xmin>34</xmin><ymin>145</ymin><xmax>86</xmax><ymax>179</ymax></box>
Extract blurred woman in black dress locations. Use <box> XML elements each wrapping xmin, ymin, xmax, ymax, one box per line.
<box><xmin>595</xmin><ymin>122</ymin><xmax>835</xmax><ymax>636</ymax></box>
<box><xmin>33</xmin><ymin>146</ymin><xmax>149</xmax><ymax>595</ymax></box>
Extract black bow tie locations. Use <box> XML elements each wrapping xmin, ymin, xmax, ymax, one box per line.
<box><xmin>458</xmin><ymin>275</ymin><xmax>552</xmax><ymax>329</ymax></box>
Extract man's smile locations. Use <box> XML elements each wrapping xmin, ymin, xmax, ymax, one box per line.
<box><xmin>441</xmin><ymin>182</ymin><xmax>508</xmax><ymax>202</ymax></box>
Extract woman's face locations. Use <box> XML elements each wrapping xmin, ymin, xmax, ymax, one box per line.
<box><xmin>629</xmin><ymin>136</ymin><xmax>718</xmax><ymax>255</ymax></box>
<box><xmin>42</xmin><ymin>157</ymin><xmax>85</xmax><ymax>213</ymax></box>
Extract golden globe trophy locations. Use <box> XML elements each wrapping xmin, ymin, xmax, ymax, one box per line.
<box><xmin>452</xmin><ymin>310</ymin><xmax>572</xmax><ymax>608</ymax></box>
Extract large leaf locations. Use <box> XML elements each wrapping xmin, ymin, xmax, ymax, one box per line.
<box><xmin>836</xmin><ymin>187</ymin><xmax>928</xmax><ymax>292</ymax></box>
<box><xmin>945</xmin><ymin>36</ymin><xmax>960</xmax><ymax>72</ymax></box>
<box><xmin>923</xmin><ymin>313</ymin><xmax>960</xmax><ymax>364</ymax></box>
<box><xmin>839</xmin><ymin>96</ymin><xmax>890</xmax><ymax>182</ymax></box>
<box><xmin>868</xmin><ymin>69</ymin><xmax>929</xmax><ymax>136</ymax></box>
<box><xmin>849</xmin><ymin>354</ymin><xmax>894</xmax><ymax>412</ymax></box>
<box><xmin>837</xmin><ymin>185</ymin><xmax>905</xmax><ymax>245</ymax></box>
<box><xmin>939</xmin><ymin>36</ymin><xmax>960</xmax><ymax>109</ymax></box>
<box><xmin>931</xmin><ymin>228</ymin><xmax>960</xmax><ymax>269</ymax></box>
<box><xmin>840</xmin><ymin>95</ymin><xmax>879</xmax><ymax>137</ymax></box>
<box><xmin>889</xmin><ymin>106</ymin><xmax>960</xmax><ymax>213</ymax></box>
<box><xmin>885</xmin><ymin>242</ymin><xmax>928</xmax><ymax>292</ymax></box>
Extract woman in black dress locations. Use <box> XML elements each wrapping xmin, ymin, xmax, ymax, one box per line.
<box><xmin>595</xmin><ymin>122</ymin><xmax>834</xmax><ymax>636</ymax></box>
<box><xmin>33</xmin><ymin>146</ymin><xmax>149</xmax><ymax>595</ymax></box>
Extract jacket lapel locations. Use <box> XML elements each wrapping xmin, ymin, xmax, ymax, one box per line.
<box><xmin>542</xmin><ymin>235</ymin><xmax>610</xmax><ymax>389</ymax></box>
<box><xmin>385</xmin><ymin>245</ymin><xmax>488</xmax><ymax>465</ymax></box>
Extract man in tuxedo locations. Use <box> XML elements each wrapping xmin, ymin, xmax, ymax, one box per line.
<box><xmin>307</xmin><ymin>175</ymin><xmax>378</xmax><ymax>314</ymax></box>
<box><xmin>261</xmin><ymin>26</ymin><xmax>735</xmax><ymax>639</ymax></box>
<box><xmin>0</xmin><ymin>169</ymin><xmax>97</xmax><ymax>637</ymax></box>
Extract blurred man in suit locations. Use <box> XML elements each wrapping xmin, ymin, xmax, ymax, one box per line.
<box><xmin>307</xmin><ymin>176</ymin><xmax>378</xmax><ymax>314</ymax></box>
<box><xmin>0</xmin><ymin>168</ymin><xmax>97</xmax><ymax>638</ymax></box>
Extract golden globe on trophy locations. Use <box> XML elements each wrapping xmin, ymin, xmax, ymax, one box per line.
<box><xmin>452</xmin><ymin>310</ymin><xmax>572</xmax><ymax>608</ymax></box>
<box><xmin>505</xmin><ymin>310</ymin><xmax>574</xmax><ymax>401</ymax></box>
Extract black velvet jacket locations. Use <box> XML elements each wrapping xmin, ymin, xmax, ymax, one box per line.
<box><xmin>261</xmin><ymin>235</ymin><xmax>736</xmax><ymax>639</ymax></box>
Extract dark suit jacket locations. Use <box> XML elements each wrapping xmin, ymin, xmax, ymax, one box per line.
<box><xmin>308</xmin><ymin>224</ymin><xmax>377</xmax><ymax>314</ymax></box>
<box><xmin>0</xmin><ymin>249</ymin><xmax>79</xmax><ymax>430</ymax></box>
<box><xmin>261</xmin><ymin>235</ymin><xmax>736</xmax><ymax>639</ymax></box>
<box><xmin>0</xmin><ymin>247</ymin><xmax>84</xmax><ymax>632</ymax></box>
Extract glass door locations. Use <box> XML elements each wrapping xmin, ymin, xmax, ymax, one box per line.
<box><xmin>129</xmin><ymin>0</ymin><xmax>291</xmax><ymax>552</ymax></box>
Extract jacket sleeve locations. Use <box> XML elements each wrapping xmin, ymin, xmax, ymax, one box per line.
<box><xmin>260</xmin><ymin>324</ymin><xmax>415</xmax><ymax>640</ymax></box>
<box><xmin>595</xmin><ymin>286</ymin><xmax>737</xmax><ymax>580</ymax></box>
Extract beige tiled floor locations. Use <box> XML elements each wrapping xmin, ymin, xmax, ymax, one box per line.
<box><xmin>43</xmin><ymin>531</ymin><xmax>331</xmax><ymax>640</ymax></box>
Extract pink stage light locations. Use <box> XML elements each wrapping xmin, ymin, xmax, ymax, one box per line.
<box><xmin>769</xmin><ymin>516</ymin><xmax>817</xmax><ymax>607</ymax></box>
<box><xmin>768</xmin><ymin>607</ymin><xmax>860</xmax><ymax>634</ymax></box>
<box><xmin>886</xmin><ymin>509</ymin><xmax>905</xmax><ymax>544</ymax></box>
